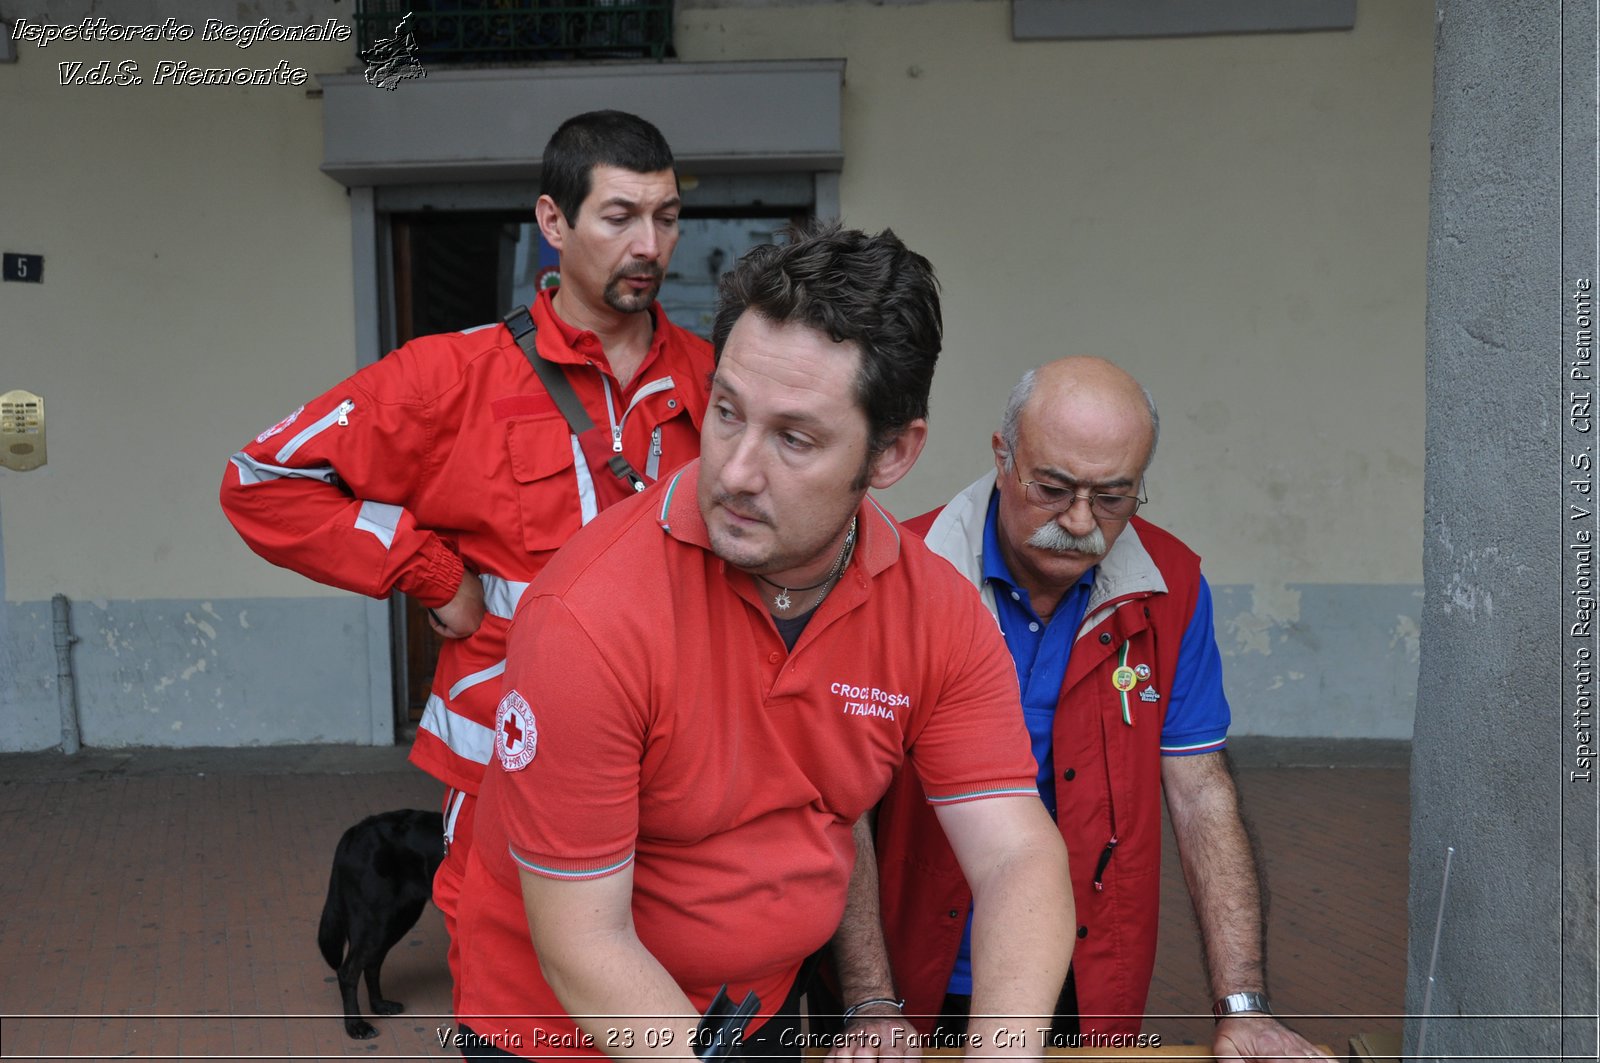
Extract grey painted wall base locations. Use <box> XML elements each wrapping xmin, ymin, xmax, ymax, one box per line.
<box><xmin>2</xmin><ymin>597</ymin><xmax>391</xmax><ymax>752</ymax></box>
<box><xmin>1213</xmin><ymin>582</ymin><xmax>1420</xmax><ymax>740</ymax></box>
<box><xmin>3</xmin><ymin>583</ymin><xmax>1419</xmax><ymax>752</ymax></box>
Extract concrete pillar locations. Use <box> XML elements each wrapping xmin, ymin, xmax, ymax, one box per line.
<box><xmin>1411</xmin><ymin>2</ymin><xmax>1598</xmax><ymax>1057</ymax></box>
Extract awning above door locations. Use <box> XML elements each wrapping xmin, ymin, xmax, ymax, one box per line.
<box><xmin>318</xmin><ymin>59</ymin><xmax>846</xmax><ymax>186</ymax></box>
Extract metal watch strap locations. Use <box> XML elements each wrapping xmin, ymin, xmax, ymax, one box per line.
<box><xmin>841</xmin><ymin>997</ymin><xmax>905</xmax><ymax>1024</ymax></box>
<box><xmin>1211</xmin><ymin>991</ymin><xmax>1271</xmax><ymax>1021</ymax></box>
<box><xmin>503</xmin><ymin>307</ymin><xmax>647</xmax><ymax>493</ymax></box>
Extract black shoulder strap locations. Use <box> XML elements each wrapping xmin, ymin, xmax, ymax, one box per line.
<box><xmin>502</xmin><ymin>307</ymin><xmax>647</xmax><ymax>493</ymax></box>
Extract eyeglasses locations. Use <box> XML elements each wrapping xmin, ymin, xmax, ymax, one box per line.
<box><xmin>1014</xmin><ymin>469</ymin><xmax>1147</xmax><ymax>519</ymax></box>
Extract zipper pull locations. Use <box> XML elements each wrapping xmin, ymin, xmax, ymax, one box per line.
<box><xmin>336</xmin><ymin>400</ymin><xmax>354</xmax><ymax>426</ymax></box>
<box><xmin>651</xmin><ymin>426</ymin><xmax>663</xmax><ymax>456</ymax></box>
<box><xmin>611</xmin><ymin>424</ymin><xmax>623</xmax><ymax>453</ymax></box>
<box><xmin>1091</xmin><ymin>835</ymin><xmax>1119</xmax><ymax>892</ymax></box>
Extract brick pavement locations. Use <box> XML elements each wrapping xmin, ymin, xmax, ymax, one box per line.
<box><xmin>0</xmin><ymin>742</ymin><xmax>1407</xmax><ymax>1060</ymax></box>
<box><xmin>0</xmin><ymin>749</ymin><xmax>453</xmax><ymax>1061</ymax></box>
<box><xmin>1146</xmin><ymin>758</ymin><xmax>1409</xmax><ymax>1052</ymax></box>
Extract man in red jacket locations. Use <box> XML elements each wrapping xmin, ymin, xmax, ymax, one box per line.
<box><xmin>219</xmin><ymin>110</ymin><xmax>712</xmax><ymax>1010</ymax></box>
<box><xmin>848</xmin><ymin>358</ymin><xmax>1328</xmax><ymax>1061</ymax></box>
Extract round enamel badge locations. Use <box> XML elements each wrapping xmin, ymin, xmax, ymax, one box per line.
<box><xmin>495</xmin><ymin>689</ymin><xmax>537</xmax><ymax>771</ymax></box>
<box><xmin>1134</xmin><ymin>663</ymin><xmax>1151</xmax><ymax>680</ymax></box>
<box><xmin>1112</xmin><ymin>666</ymin><xmax>1138</xmax><ymax>692</ymax></box>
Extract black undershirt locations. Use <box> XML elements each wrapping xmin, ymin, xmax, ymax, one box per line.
<box><xmin>772</xmin><ymin>603</ymin><xmax>820</xmax><ymax>650</ymax></box>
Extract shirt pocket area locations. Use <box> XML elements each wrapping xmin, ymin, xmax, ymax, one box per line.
<box><xmin>505</xmin><ymin>416</ymin><xmax>583</xmax><ymax>552</ymax></box>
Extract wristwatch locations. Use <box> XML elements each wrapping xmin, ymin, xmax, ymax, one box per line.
<box><xmin>1211</xmin><ymin>992</ymin><xmax>1272</xmax><ymax>1021</ymax></box>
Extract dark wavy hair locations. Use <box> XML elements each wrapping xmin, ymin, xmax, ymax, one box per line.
<box><xmin>711</xmin><ymin>221</ymin><xmax>943</xmax><ymax>455</ymax></box>
<box><xmin>541</xmin><ymin>111</ymin><xmax>676</xmax><ymax>224</ymax></box>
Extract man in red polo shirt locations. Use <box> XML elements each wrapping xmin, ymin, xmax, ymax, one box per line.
<box><xmin>452</xmin><ymin>224</ymin><xmax>1074</xmax><ymax>1061</ymax></box>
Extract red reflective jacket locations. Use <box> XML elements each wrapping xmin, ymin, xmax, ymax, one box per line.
<box><xmin>220</xmin><ymin>290</ymin><xmax>711</xmax><ymax>793</ymax></box>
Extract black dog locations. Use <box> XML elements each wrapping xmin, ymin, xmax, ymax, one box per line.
<box><xmin>317</xmin><ymin>809</ymin><xmax>445</xmax><ymax>1039</ymax></box>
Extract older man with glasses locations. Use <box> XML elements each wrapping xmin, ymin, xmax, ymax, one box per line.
<box><xmin>835</xmin><ymin>357</ymin><xmax>1329</xmax><ymax>1062</ymax></box>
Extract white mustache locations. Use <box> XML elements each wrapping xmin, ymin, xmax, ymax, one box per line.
<box><xmin>1027</xmin><ymin>520</ymin><xmax>1106</xmax><ymax>555</ymax></box>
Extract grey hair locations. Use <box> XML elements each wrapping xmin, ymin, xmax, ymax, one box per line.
<box><xmin>997</xmin><ymin>369</ymin><xmax>1038</xmax><ymax>470</ymax></box>
<box><xmin>996</xmin><ymin>366</ymin><xmax>1161</xmax><ymax>472</ymax></box>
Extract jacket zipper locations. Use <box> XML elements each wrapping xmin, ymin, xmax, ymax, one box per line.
<box><xmin>1093</xmin><ymin>657</ymin><xmax>1122</xmax><ymax>893</ymax></box>
<box><xmin>1090</xmin><ymin>617</ymin><xmax>1153</xmax><ymax>892</ymax></box>
<box><xmin>620</xmin><ymin>376</ymin><xmax>676</xmax><ymax>434</ymax></box>
<box><xmin>602</xmin><ymin>374</ymin><xmax>678</xmax><ymax>459</ymax></box>
<box><xmin>276</xmin><ymin>398</ymin><xmax>355</xmax><ymax>462</ymax></box>
<box><xmin>603</xmin><ymin>386</ymin><xmax>623</xmax><ymax>452</ymax></box>
<box><xmin>646</xmin><ymin>426</ymin><xmax>663</xmax><ymax>480</ymax></box>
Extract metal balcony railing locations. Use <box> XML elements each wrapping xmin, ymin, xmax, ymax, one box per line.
<box><xmin>355</xmin><ymin>0</ymin><xmax>674</xmax><ymax>65</ymax></box>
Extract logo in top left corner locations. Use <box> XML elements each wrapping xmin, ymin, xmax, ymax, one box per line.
<box><xmin>360</xmin><ymin>12</ymin><xmax>427</xmax><ymax>91</ymax></box>
<box><xmin>255</xmin><ymin>405</ymin><xmax>304</xmax><ymax>444</ymax></box>
<box><xmin>496</xmin><ymin>689</ymin><xmax>537</xmax><ymax>771</ymax></box>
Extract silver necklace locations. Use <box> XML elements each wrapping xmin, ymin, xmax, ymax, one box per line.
<box><xmin>757</xmin><ymin>517</ymin><xmax>857</xmax><ymax>613</ymax></box>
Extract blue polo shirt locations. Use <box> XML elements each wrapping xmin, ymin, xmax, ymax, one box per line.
<box><xmin>947</xmin><ymin>491</ymin><xmax>1231</xmax><ymax>995</ymax></box>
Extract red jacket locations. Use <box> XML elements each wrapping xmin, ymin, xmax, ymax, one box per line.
<box><xmin>220</xmin><ymin>290</ymin><xmax>711</xmax><ymax>793</ymax></box>
<box><xmin>876</xmin><ymin>471</ymin><xmax>1204</xmax><ymax>1037</ymax></box>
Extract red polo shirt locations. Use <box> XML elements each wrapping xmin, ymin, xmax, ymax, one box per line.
<box><xmin>456</xmin><ymin>461</ymin><xmax>1038</xmax><ymax>1055</ymax></box>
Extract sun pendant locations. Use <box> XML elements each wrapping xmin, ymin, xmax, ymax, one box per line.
<box><xmin>773</xmin><ymin>589</ymin><xmax>793</xmax><ymax>611</ymax></box>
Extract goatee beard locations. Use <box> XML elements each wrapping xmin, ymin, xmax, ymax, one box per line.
<box><xmin>603</xmin><ymin>265</ymin><xmax>663</xmax><ymax>313</ymax></box>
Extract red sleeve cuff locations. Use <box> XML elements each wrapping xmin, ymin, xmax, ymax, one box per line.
<box><xmin>405</xmin><ymin>538</ymin><xmax>466</xmax><ymax>608</ymax></box>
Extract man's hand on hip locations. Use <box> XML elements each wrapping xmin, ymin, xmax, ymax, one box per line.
<box><xmin>429</xmin><ymin>572</ymin><xmax>487</xmax><ymax>638</ymax></box>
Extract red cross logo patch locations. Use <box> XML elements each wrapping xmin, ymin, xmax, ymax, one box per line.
<box><xmin>496</xmin><ymin>689</ymin><xmax>537</xmax><ymax>771</ymax></box>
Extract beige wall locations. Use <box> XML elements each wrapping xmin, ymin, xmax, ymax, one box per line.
<box><xmin>679</xmin><ymin>0</ymin><xmax>1432</xmax><ymax>588</ymax></box>
<box><xmin>0</xmin><ymin>5</ymin><xmax>356</xmax><ymax>603</ymax></box>
<box><xmin>0</xmin><ymin>0</ymin><xmax>1431</xmax><ymax>747</ymax></box>
<box><xmin>0</xmin><ymin>0</ymin><xmax>1430</xmax><ymax>602</ymax></box>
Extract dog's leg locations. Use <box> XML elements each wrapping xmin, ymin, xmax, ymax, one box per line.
<box><xmin>366</xmin><ymin>894</ymin><xmax>428</xmax><ymax>1017</ymax></box>
<box><xmin>339</xmin><ymin>956</ymin><xmax>380</xmax><ymax>1039</ymax></box>
<box><xmin>327</xmin><ymin>859</ymin><xmax>379</xmax><ymax>1039</ymax></box>
<box><xmin>366</xmin><ymin>960</ymin><xmax>406</xmax><ymax>1016</ymax></box>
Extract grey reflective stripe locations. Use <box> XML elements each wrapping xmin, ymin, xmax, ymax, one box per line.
<box><xmin>623</xmin><ymin>375</ymin><xmax>676</xmax><ymax>418</ymax></box>
<box><xmin>459</xmin><ymin>321</ymin><xmax>497</xmax><ymax>335</ymax></box>
<box><xmin>419</xmin><ymin>693</ymin><xmax>494</xmax><ymax>766</ymax></box>
<box><xmin>229</xmin><ymin>452</ymin><xmax>339</xmax><ymax>486</ymax></box>
<box><xmin>276</xmin><ymin>399</ymin><xmax>352</xmax><ymax>463</ymax></box>
<box><xmin>571</xmin><ymin>434</ymin><xmax>599</xmax><ymax>524</ymax></box>
<box><xmin>480</xmin><ymin>574</ymin><xmax>530</xmax><ymax>620</ymax></box>
<box><xmin>353</xmin><ymin>501</ymin><xmax>403</xmax><ymax>549</ymax></box>
<box><xmin>448</xmin><ymin>658</ymin><xmax>507</xmax><ymax>701</ymax></box>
